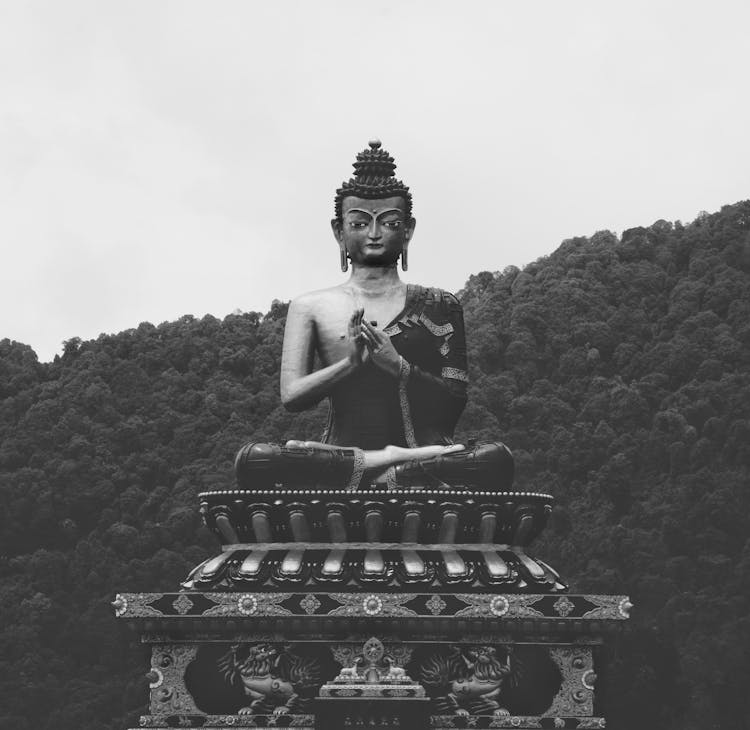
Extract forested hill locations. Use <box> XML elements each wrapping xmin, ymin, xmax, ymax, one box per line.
<box><xmin>1</xmin><ymin>201</ymin><xmax>749</xmax><ymax>730</ymax></box>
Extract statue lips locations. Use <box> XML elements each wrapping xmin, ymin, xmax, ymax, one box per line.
<box><xmin>360</xmin><ymin>243</ymin><xmax>399</xmax><ymax>267</ymax></box>
<box><xmin>363</xmin><ymin>242</ymin><xmax>400</xmax><ymax>264</ymax></box>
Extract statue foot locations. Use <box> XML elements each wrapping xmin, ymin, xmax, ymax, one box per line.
<box><xmin>393</xmin><ymin>440</ymin><xmax>515</xmax><ymax>490</ymax></box>
<box><xmin>364</xmin><ymin>443</ymin><xmax>465</xmax><ymax>471</ymax></box>
<box><xmin>285</xmin><ymin>439</ymin><xmax>337</xmax><ymax>450</ymax></box>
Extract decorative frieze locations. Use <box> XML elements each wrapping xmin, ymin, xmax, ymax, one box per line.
<box><xmin>147</xmin><ymin>645</ymin><xmax>200</xmax><ymax>715</ymax></box>
<box><xmin>114</xmin><ymin>592</ymin><xmax>631</xmax><ymax>623</ymax></box>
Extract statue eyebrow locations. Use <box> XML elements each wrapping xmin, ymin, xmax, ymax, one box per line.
<box><xmin>344</xmin><ymin>207</ymin><xmax>405</xmax><ymax>220</ymax></box>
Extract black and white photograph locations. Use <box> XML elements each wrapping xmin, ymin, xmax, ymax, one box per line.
<box><xmin>1</xmin><ymin>2</ymin><xmax>748</xmax><ymax>729</ymax></box>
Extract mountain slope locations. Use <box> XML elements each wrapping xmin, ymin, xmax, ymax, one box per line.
<box><xmin>1</xmin><ymin>201</ymin><xmax>749</xmax><ymax>730</ymax></box>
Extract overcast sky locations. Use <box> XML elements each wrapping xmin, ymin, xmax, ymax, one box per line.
<box><xmin>1</xmin><ymin>1</ymin><xmax>749</xmax><ymax>362</ymax></box>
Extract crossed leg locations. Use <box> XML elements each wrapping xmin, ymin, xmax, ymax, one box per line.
<box><xmin>285</xmin><ymin>440</ymin><xmax>465</xmax><ymax>470</ymax></box>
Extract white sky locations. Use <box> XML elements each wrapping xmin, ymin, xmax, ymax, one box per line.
<box><xmin>1</xmin><ymin>1</ymin><xmax>749</xmax><ymax>362</ymax></box>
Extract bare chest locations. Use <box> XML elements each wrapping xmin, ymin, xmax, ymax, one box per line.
<box><xmin>360</xmin><ymin>296</ymin><xmax>406</xmax><ymax>329</ymax></box>
<box><xmin>350</xmin><ymin>284</ymin><xmax>407</xmax><ymax>328</ymax></box>
<box><xmin>313</xmin><ymin>289</ymin><xmax>407</xmax><ymax>364</ymax></box>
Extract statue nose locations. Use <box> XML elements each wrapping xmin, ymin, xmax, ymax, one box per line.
<box><xmin>368</xmin><ymin>222</ymin><xmax>382</xmax><ymax>240</ymax></box>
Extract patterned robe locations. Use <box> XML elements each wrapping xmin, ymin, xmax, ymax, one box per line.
<box><xmin>321</xmin><ymin>284</ymin><xmax>468</xmax><ymax>449</ymax></box>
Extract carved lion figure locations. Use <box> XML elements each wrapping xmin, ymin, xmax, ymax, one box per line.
<box><xmin>218</xmin><ymin>643</ymin><xmax>322</xmax><ymax>715</ymax></box>
<box><xmin>419</xmin><ymin>645</ymin><xmax>518</xmax><ymax>716</ymax></box>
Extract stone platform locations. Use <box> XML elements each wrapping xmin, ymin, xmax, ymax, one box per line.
<box><xmin>114</xmin><ymin>590</ymin><xmax>630</xmax><ymax>730</ymax></box>
<box><xmin>115</xmin><ymin>484</ymin><xmax>630</xmax><ymax>729</ymax></box>
<box><xmin>184</xmin><ymin>488</ymin><xmax>566</xmax><ymax>593</ymax></box>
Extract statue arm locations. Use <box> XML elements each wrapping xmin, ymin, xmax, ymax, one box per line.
<box><xmin>280</xmin><ymin>298</ymin><xmax>360</xmax><ymax>412</ymax></box>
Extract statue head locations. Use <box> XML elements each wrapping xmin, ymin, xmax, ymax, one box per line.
<box><xmin>331</xmin><ymin>140</ymin><xmax>415</xmax><ymax>272</ymax></box>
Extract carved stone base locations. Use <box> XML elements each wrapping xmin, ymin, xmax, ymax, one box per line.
<box><xmin>189</xmin><ymin>488</ymin><xmax>566</xmax><ymax>593</ymax></box>
<box><xmin>429</xmin><ymin>716</ymin><xmax>607</xmax><ymax>728</ymax></box>
<box><xmin>317</xmin><ymin>695</ymin><xmax>430</xmax><ymax>730</ymax></box>
<box><xmin>182</xmin><ymin>543</ymin><xmax>567</xmax><ymax>593</ymax></box>
<box><xmin>133</xmin><ymin>715</ymin><xmax>314</xmax><ymax>729</ymax></box>
<box><xmin>114</xmin><ymin>593</ymin><xmax>629</xmax><ymax>729</ymax></box>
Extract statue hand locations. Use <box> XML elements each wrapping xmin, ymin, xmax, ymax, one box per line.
<box><xmin>347</xmin><ymin>308</ymin><xmax>368</xmax><ymax>368</ymax></box>
<box><xmin>361</xmin><ymin>321</ymin><xmax>401</xmax><ymax>378</ymax></box>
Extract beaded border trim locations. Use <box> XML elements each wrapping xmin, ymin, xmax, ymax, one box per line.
<box><xmin>398</xmin><ymin>357</ymin><xmax>417</xmax><ymax>447</ymax></box>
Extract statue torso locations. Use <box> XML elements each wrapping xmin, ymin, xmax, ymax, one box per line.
<box><xmin>309</xmin><ymin>285</ymin><xmax>407</xmax><ymax>369</ymax></box>
<box><xmin>305</xmin><ymin>284</ymin><xmax>463</xmax><ymax>449</ymax></box>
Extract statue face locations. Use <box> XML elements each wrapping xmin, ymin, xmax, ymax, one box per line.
<box><xmin>331</xmin><ymin>196</ymin><xmax>415</xmax><ymax>268</ymax></box>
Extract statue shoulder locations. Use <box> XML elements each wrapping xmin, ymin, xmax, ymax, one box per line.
<box><xmin>423</xmin><ymin>286</ymin><xmax>463</xmax><ymax>315</ymax></box>
<box><xmin>287</xmin><ymin>286</ymin><xmax>351</xmax><ymax>321</ymax></box>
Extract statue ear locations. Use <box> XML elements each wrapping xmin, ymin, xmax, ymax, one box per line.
<box><xmin>404</xmin><ymin>216</ymin><xmax>416</xmax><ymax>241</ymax></box>
<box><xmin>401</xmin><ymin>217</ymin><xmax>415</xmax><ymax>271</ymax></box>
<box><xmin>331</xmin><ymin>218</ymin><xmax>343</xmax><ymax>243</ymax></box>
<box><xmin>332</xmin><ymin>219</ymin><xmax>349</xmax><ymax>273</ymax></box>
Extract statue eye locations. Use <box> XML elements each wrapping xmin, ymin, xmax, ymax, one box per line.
<box><xmin>349</xmin><ymin>221</ymin><xmax>367</xmax><ymax>229</ymax></box>
<box><xmin>383</xmin><ymin>220</ymin><xmax>402</xmax><ymax>228</ymax></box>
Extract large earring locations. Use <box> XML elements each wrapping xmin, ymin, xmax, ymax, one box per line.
<box><xmin>340</xmin><ymin>248</ymin><xmax>348</xmax><ymax>273</ymax></box>
<box><xmin>400</xmin><ymin>249</ymin><xmax>408</xmax><ymax>271</ymax></box>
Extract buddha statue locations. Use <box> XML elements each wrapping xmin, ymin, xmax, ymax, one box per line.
<box><xmin>235</xmin><ymin>140</ymin><xmax>513</xmax><ymax>492</ymax></box>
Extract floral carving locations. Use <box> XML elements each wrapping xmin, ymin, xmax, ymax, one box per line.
<box><xmin>363</xmin><ymin>595</ymin><xmax>383</xmax><ymax>616</ymax></box>
<box><xmin>553</xmin><ymin>597</ymin><xmax>574</xmax><ymax>618</ymax></box>
<box><xmin>581</xmin><ymin>595</ymin><xmax>632</xmax><ymax>620</ymax></box>
<box><xmin>201</xmin><ymin>593</ymin><xmax>291</xmax><ymax>618</ymax></box>
<box><xmin>237</xmin><ymin>595</ymin><xmax>258</xmax><ymax>616</ymax></box>
<box><xmin>546</xmin><ymin>647</ymin><xmax>594</xmax><ymax>717</ymax></box>
<box><xmin>455</xmin><ymin>594</ymin><xmax>544</xmax><ymax>619</ymax></box>
<box><xmin>426</xmin><ymin>595</ymin><xmax>447</xmax><ymax>615</ymax></box>
<box><xmin>490</xmin><ymin>596</ymin><xmax>510</xmax><ymax>617</ymax></box>
<box><xmin>112</xmin><ymin>594</ymin><xmax>128</xmax><ymax>617</ymax></box>
<box><xmin>148</xmin><ymin>645</ymin><xmax>200</xmax><ymax>716</ymax></box>
<box><xmin>327</xmin><ymin>593</ymin><xmax>417</xmax><ymax>618</ymax></box>
<box><xmin>299</xmin><ymin>594</ymin><xmax>321</xmax><ymax>615</ymax></box>
<box><xmin>111</xmin><ymin>592</ymin><xmax>163</xmax><ymax>618</ymax></box>
<box><xmin>172</xmin><ymin>594</ymin><xmax>194</xmax><ymax>615</ymax></box>
<box><xmin>114</xmin><ymin>591</ymin><xmax>632</xmax><ymax>621</ymax></box>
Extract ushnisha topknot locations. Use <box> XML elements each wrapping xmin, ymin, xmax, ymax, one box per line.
<box><xmin>334</xmin><ymin>139</ymin><xmax>412</xmax><ymax>220</ymax></box>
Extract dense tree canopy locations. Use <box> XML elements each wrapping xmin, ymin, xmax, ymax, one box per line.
<box><xmin>1</xmin><ymin>202</ymin><xmax>749</xmax><ymax>729</ymax></box>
